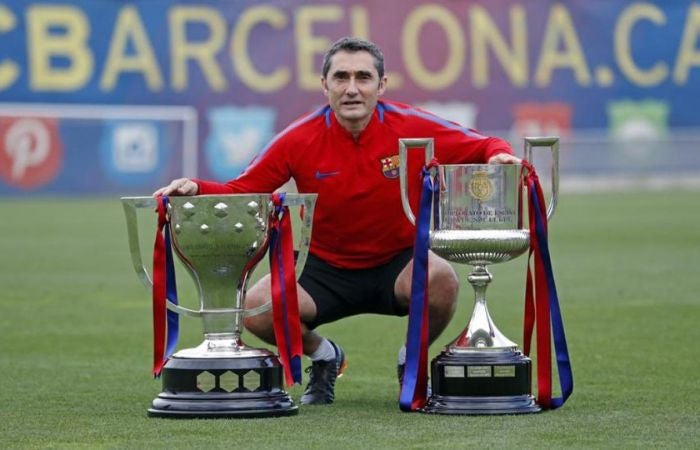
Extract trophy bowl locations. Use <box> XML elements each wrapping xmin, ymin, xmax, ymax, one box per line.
<box><xmin>399</xmin><ymin>137</ymin><xmax>559</xmax><ymax>414</ymax></box>
<box><xmin>429</xmin><ymin>229</ymin><xmax>530</xmax><ymax>265</ymax></box>
<box><xmin>121</xmin><ymin>193</ymin><xmax>316</xmax><ymax>418</ymax></box>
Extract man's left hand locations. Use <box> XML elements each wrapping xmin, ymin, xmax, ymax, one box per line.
<box><xmin>488</xmin><ymin>153</ymin><xmax>521</xmax><ymax>164</ymax></box>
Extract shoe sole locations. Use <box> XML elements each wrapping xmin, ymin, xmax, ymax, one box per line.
<box><xmin>332</xmin><ymin>341</ymin><xmax>347</xmax><ymax>378</ymax></box>
<box><xmin>337</xmin><ymin>357</ymin><xmax>348</xmax><ymax>378</ymax></box>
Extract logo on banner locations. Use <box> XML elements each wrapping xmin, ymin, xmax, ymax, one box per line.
<box><xmin>112</xmin><ymin>123</ymin><xmax>158</xmax><ymax>172</ymax></box>
<box><xmin>0</xmin><ymin>117</ymin><xmax>62</xmax><ymax>189</ymax></box>
<box><xmin>205</xmin><ymin>106</ymin><xmax>276</xmax><ymax>181</ymax></box>
<box><xmin>100</xmin><ymin>121</ymin><xmax>162</xmax><ymax>186</ymax></box>
<box><xmin>607</xmin><ymin>100</ymin><xmax>669</xmax><ymax>162</ymax></box>
<box><xmin>511</xmin><ymin>102</ymin><xmax>572</xmax><ymax>141</ymax></box>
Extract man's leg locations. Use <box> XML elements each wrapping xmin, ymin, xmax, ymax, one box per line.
<box><xmin>393</xmin><ymin>251</ymin><xmax>459</xmax><ymax>385</ymax></box>
<box><xmin>394</xmin><ymin>251</ymin><xmax>459</xmax><ymax>344</ymax></box>
<box><xmin>243</xmin><ymin>275</ymin><xmax>345</xmax><ymax>405</ymax></box>
<box><xmin>243</xmin><ymin>274</ymin><xmax>322</xmax><ymax>354</ymax></box>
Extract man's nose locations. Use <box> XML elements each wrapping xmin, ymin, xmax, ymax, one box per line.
<box><xmin>345</xmin><ymin>77</ymin><xmax>359</xmax><ymax>95</ymax></box>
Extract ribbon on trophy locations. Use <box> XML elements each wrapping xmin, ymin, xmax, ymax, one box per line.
<box><xmin>520</xmin><ymin>161</ymin><xmax>573</xmax><ymax>409</ymax></box>
<box><xmin>151</xmin><ymin>195</ymin><xmax>180</xmax><ymax>377</ymax></box>
<box><xmin>400</xmin><ymin>159</ymin><xmax>440</xmax><ymax>412</ymax></box>
<box><xmin>269</xmin><ymin>193</ymin><xmax>304</xmax><ymax>386</ymax></box>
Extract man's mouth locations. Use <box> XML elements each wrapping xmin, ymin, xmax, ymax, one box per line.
<box><xmin>342</xmin><ymin>101</ymin><xmax>363</xmax><ymax>107</ymax></box>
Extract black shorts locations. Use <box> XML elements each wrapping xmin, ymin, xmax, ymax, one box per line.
<box><xmin>299</xmin><ymin>248</ymin><xmax>414</xmax><ymax>329</ymax></box>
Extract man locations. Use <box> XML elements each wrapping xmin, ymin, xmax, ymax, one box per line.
<box><xmin>154</xmin><ymin>37</ymin><xmax>520</xmax><ymax>405</ymax></box>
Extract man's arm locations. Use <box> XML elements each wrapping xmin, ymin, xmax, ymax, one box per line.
<box><xmin>152</xmin><ymin>130</ymin><xmax>296</xmax><ymax>197</ymax></box>
<box><xmin>402</xmin><ymin>104</ymin><xmax>519</xmax><ymax>165</ymax></box>
<box><xmin>435</xmin><ymin>129</ymin><xmax>519</xmax><ymax>165</ymax></box>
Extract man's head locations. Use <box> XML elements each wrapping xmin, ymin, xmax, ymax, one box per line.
<box><xmin>322</xmin><ymin>37</ymin><xmax>385</xmax><ymax>80</ymax></box>
<box><xmin>321</xmin><ymin>37</ymin><xmax>388</xmax><ymax>133</ymax></box>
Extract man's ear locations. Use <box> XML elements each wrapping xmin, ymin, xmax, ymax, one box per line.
<box><xmin>378</xmin><ymin>76</ymin><xmax>388</xmax><ymax>96</ymax></box>
<box><xmin>321</xmin><ymin>77</ymin><xmax>329</xmax><ymax>96</ymax></box>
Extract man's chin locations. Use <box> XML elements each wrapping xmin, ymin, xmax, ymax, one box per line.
<box><xmin>337</xmin><ymin>109</ymin><xmax>367</xmax><ymax>121</ymax></box>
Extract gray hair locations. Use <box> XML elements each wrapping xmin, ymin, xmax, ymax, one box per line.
<box><xmin>321</xmin><ymin>37</ymin><xmax>385</xmax><ymax>79</ymax></box>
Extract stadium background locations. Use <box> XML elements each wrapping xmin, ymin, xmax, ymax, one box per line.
<box><xmin>1</xmin><ymin>0</ymin><xmax>699</xmax><ymax>194</ymax></box>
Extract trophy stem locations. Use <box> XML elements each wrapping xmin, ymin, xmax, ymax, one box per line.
<box><xmin>448</xmin><ymin>265</ymin><xmax>518</xmax><ymax>352</ymax></box>
<box><xmin>177</xmin><ymin>298</ymin><xmax>271</xmax><ymax>359</ymax></box>
<box><xmin>231</xmin><ymin>288</ymin><xmax>245</xmax><ymax>342</ymax></box>
<box><xmin>425</xmin><ymin>264</ymin><xmax>540</xmax><ymax>415</ymax></box>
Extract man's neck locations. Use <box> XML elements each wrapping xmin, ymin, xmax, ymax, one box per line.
<box><xmin>335</xmin><ymin>114</ymin><xmax>373</xmax><ymax>142</ymax></box>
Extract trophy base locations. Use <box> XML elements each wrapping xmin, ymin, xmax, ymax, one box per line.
<box><xmin>147</xmin><ymin>354</ymin><xmax>298</xmax><ymax>419</ymax></box>
<box><xmin>424</xmin><ymin>394</ymin><xmax>539</xmax><ymax>415</ymax></box>
<box><xmin>424</xmin><ymin>349</ymin><xmax>541</xmax><ymax>415</ymax></box>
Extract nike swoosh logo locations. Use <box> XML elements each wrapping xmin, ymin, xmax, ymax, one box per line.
<box><xmin>315</xmin><ymin>170</ymin><xmax>340</xmax><ymax>179</ymax></box>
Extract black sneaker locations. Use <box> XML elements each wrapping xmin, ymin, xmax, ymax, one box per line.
<box><xmin>300</xmin><ymin>341</ymin><xmax>347</xmax><ymax>405</ymax></box>
<box><xmin>398</xmin><ymin>363</ymin><xmax>432</xmax><ymax>397</ymax></box>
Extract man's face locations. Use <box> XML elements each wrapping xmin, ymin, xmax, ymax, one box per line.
<box><xmin>322</xmin><ymin>50</ymin><xmax>387</xmax><ymax>128</ymax></box>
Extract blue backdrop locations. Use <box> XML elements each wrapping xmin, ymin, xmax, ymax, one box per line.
<box><xmin>0</xmin><ymin>0</ymin><xmax>697</xmax><ymax>193</ymax></box>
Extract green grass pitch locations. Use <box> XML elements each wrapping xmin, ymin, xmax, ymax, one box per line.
<box><xmin>1</xmin><ymin>190</ymin><xmax>698</xmax><ymax>448</ymax></box>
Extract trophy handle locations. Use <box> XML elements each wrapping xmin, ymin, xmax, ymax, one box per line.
<box><xmin>280</xmin><ymin>193</ymin><xmax>318</xmax><ymax>280</ymax></box>
<box><xmin>121</xmin><ymin>196</ymin><xmax>202</xmax><ymax>318</ymax></box>
<box><xmin>398</xmin><ymin>138</ymin><xmax>435</xmax><ymax>225</ymax></box>
<box><xmin>524</xmin><ymin>136</ymin><xmax>560</xmax><ymax>221</ymax></box>
<box><xmin>121</xmin><ymin>196</ymin><xmax>157</xmax><ymax>288</ymax></box>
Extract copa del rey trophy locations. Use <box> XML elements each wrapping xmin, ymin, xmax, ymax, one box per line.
<box><xmin>121</xmin><ymin>193</ymin><xmax>316</xmax><ymax>418</ymax></box>
<box><xmin>399</xmin><ymin>137</ymin><xmax>569</xmax><ymax>415</ymax></box>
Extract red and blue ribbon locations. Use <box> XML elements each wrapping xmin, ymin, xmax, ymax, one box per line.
<box><xmin>152</xmin><ymin>195</ymin><xmax>179</xmax><ymax>377</ymax></box>
<box><xmin>269</xmin><ymin>193</ymin><xmax>303</xmax><ymax>386</ymax></box>
<box><xmin>400</xmin><ymin>160</ymin><xmax>440</xmax><ymax>412</ymax></box>
<box><xmin>521</xmin><ymin>161</ymin><xmax>573</xmax><ymax>409</ymax></box>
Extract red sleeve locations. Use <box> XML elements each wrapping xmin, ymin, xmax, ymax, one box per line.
<box><xmin>403</xmin><ymin>105</ymin><xmax>513</xmax><ymax>163</ymax></box>
<box><xmin>434</xmin><ymin>126</ymin><xmax>513</xmax><ymax>164</ymax></box>
<box><xmin>194</xmin><ymin>136</ymin><xmax>293</xmax><ymax>195</ymax></box>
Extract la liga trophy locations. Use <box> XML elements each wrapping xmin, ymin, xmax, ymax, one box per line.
<box><xmin>399</xmin><ymin>137</ymin><xmax>559</xmax><ymax>414</ymax></box>
<box><xmin>121</xmin><ymin>193</ymin><xmax>316</xmax><ymax>418</ymax></box>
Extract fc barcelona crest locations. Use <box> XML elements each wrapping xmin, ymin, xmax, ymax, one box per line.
<box><xmin>381</xmin><ymin>155</ymin><xmax>400</xmax><ymax>179</ymax></box>
<box><xmin>468</xmin><ymin>171</ymin><xmax>493</xmax><ymax>201</ymax></box>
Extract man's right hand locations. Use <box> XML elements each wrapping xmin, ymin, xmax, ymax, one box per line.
<box><xmin>152</xmin><ymin>178</ymin><xmax>199</xmax><ymax>197</ymax></box>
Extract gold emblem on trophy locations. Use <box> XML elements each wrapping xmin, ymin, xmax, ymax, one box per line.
<box><xmin>468</xmin><ymin>171</ymin><xmax>493</xmax><ymax>201</ymax></box>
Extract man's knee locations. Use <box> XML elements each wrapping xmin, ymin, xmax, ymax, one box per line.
<box><xmin>242</xmin><ymin>276</ymin><xmax>273</xmax><ymax>334</ymax></box>
<box><xmin>428</xmin><ymin>259</ymin><xmax>459</xmax><ymax>312</ymax></box>
<box><xmin>244</xmin><ymin>312</ymin><xmax>273</xmax><ymax>336</ymax></box>
<box><xmin>432</xmin><ymin>264</ymin><xmax>459</xmax><ymax>296</ymax></box>
<box><xmin>241</xmin><ymin>275</ymin><xmax>317</xmax><ymax>336</ymax></box>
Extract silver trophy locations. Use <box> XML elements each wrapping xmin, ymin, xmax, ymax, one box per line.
<box><xmin>121</xmin><ymin>193</ymin><xmax>317</xmax><ymax>418</ymax></box>
<box><xmin>399</xmin><ymin>137</ymin><xmax>558</xmax><ymax>414</ymax></box>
